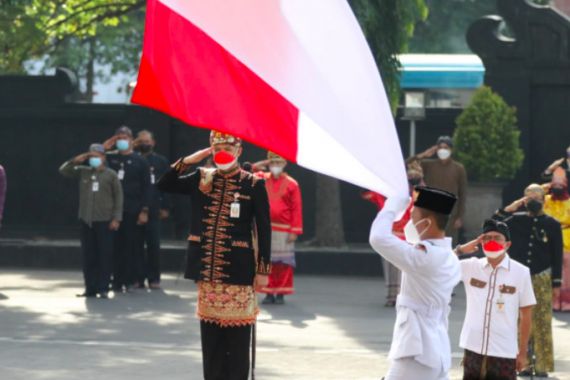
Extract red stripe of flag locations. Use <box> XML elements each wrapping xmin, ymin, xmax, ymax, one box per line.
<box><xmin>132</xmin><ymin>0</ymin><xmax>300</xmax><ymax>161</ymax></box>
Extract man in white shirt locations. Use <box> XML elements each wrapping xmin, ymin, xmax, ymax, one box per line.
<box><xmin>370</xmin><ymin>186</ymin><xmax>462</xmax><ymax>380</ymax></box>
<box><xmin>455</xmin><ymin>219</ymin><xmax>536</xmax><ymax>380</ymax></box>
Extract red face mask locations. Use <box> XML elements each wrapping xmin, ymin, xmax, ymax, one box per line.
<box><xmin>482</xmin><ymin>240</ymin><xmax>505</xmax><ymax>252</ymax></box>
<box><xmin>213</xmin><ymin>150</ymin><xmax>238</xmax><ymax>171</ymax></box>
<box><xmin>213</xmin><ymin>150</ymin><xmax>236</xmax><ymax>165</ymax></box>
<box><xmin>482</xmin><ymin>240</ymin><xmax>506</xmax><ymax>259</ymax></box>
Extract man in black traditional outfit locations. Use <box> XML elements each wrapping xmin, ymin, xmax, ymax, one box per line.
<box><xmin>157</xmin><ymin>131</ymin><xmax>271</xmax><ymax>380</ymax></box>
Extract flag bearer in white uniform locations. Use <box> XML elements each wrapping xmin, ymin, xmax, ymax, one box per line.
<box><xmin>455</xmin><ymin>219</ymin><xmax>536</xmax><ymax>380</ymax></box>
<box><xmin>369</xmin><ymin>186</ymin><xmax>461</xmax><ymax>380</ymax></box>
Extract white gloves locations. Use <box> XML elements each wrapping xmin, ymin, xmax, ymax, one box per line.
<box><xmin>382</xmin><ymin>195</ymin><xmax>411</xmax><ymax>215</ymax></box>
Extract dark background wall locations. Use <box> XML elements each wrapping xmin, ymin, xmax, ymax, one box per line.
<box><xmin>16</xmin><ymin>63</ymin><xmax>568</xmax><ymax>242</ymax></box>
<box><xmin>467</xmin><ymin>0</ymin><xmax>570</xmax><ymax>203</ymax></box>
<box><xmin>0</xmin><ymin>71</ymin><xmax>465</xmax><ymax>243</ymax></box>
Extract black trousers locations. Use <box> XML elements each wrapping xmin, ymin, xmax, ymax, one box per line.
<box><xmin>113</xmin><ymin>212</ymin><xmax>142</xmax><ymax>289</ymax></box>
<box><xmin>137</xmin><ymin>213</ymin><xmax>161</xmax><ymax>284</ymax></box>
<box><xmin>80</xmin><ymin>221</ymin><xmax>113</xmax><ymax>294</ymax></box>
<box><xmin>200</xmin><ymin>321</ymin><xmax>252</xmax><ymax>380</ymax></box>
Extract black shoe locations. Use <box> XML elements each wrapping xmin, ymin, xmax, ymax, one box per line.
<box><xmin>76</xmin><ymin>292</ymin><xmax>96</xmax><ymax>298</ymax></box>
<box><xmin>535</xmin><ymin>372</ymin><xmax>548</xmax><ymax>378</ymax></box>
<box><xmin>262</xmin><ymin>294</ymin><xmax>275</xmax><ymax>304</ymax></box>
<box><xmin>275</xmin><ymin>294</ymin><xmax>285</xmax><ymax>305</ymax></box>
<box><xmin>517</xmin><ymin>369</ymin><xmax>532</xmax><ymax>377</ymax></box>
<box><xmin>112</xmin><ymin>285</ymin><xmax>124</xmax><ymax>293</ymax></box>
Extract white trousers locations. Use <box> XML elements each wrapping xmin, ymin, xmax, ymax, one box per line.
<box><xmin>384</xmin><ymin>358</ymin><xmax>448</xmax><ymax>380</ymax></box>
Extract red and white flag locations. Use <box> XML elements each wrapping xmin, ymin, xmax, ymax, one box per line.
<box><xmin>132</xmin><ymin>0</ymin><xmax>407</xmax><ymax>196</ymax></box>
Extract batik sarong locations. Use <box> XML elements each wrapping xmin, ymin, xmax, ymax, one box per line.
<box><xmin>196</xmin><ymin>281</ymin><xmax>258</xmax><ymax>327</ymax></box>
<box><xmin>529</xmin><ymin>270</ymin><xmax>554</xmax><ymax>373</ymax></box>
<box><xmin>554</xmin><ymin>253</ymin><xmax>570</xmax><ymax>311</ymax></box>
<box><xmin>462</xmin><ymin>349</ymin><xmax>516</xmax><ymax>380</ymax></box>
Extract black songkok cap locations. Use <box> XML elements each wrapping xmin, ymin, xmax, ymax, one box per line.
<box><xmin>242</xmin><ymin>162</ymin><xmax>253</xmax><ymax>173</ymax></box>
<box><xmin>413</xmin><ymin>186</ymin><xmax>457</xmax><ymax>215</ymax></box>
<box><xmin>115</xmin><ymin>125</ymin><xmax>133</xmax><ymax>137</ymax></box>
<box><xmin>89</xmin><ymin>143</ymin><xmax>105</xmax><ymax>154</ymax></box>
<box><xmin>437</xmin><ymin>135</ymin><xmax>453</xmax><ymax>148</ymax></box>
<box><xmin>482</xmin><ymin>219</ymin><xmax>511</xmax><ymax>241</ymax></box>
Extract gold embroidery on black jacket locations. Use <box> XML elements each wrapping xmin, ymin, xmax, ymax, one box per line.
<box><xmin>156</xmin><ymin>164</ymin><xmax>272</xmax><ymax>286</ymax></box>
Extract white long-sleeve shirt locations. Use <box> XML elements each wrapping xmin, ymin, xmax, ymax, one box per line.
<box><xmin>369</xmin><ymin>207</ymin><xmax>461</xmax><ymax>372</ymax></box>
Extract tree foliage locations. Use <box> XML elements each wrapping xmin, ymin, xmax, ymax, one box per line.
<box><xmin>409</xmin><ymin>0</ymin><xmax>554</xmax><ymax>54</ymax></box>
<box><xmin>1</xmin><ymin>0</ymin><xmax>144</xmax><ymax>72</ymax></box>
<box><xmin>43</xmin><ymin>12</ymin><xmax>145</xmax><ymax>100</ymax></box>
<box><xmin>349</xmin><ymin>0</ymin><xmax>428</xmax><ymax>109</ymax></box>
<box><xmin>408</xmin><ymin>0</ymin><xmax>496</xmax><ymax>53</ymax></box>
<box><xmin>453</xmin><ymin>86</ymin><xmax>524</xmax><ymax>182</ymax></box>
<box><xmin>0</xmin><ymin>0</ymin><xmax>145</xmax><ymax>100</ymax></box>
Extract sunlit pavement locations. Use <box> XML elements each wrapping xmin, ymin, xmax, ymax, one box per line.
<box><xmin>0</xmin><ymin>270</ymin><xmax>569</xmax><ymax>380</ymax></box>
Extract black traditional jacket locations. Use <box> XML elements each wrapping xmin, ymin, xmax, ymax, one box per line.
<box><xmin>139</xmin><ymin>152</ymin><xmax>171</xmax><ymax>215</ymax></box>
<box><xmin>106</xmin><ymin>152</ymin><xmax>151</xmax><ymax>214</ymax></box>
<box><xmin>157</xmin><ymin>164</ymin><xmax>271</xmax><ymax>285</ymax></box>
<box><xmin>493</xmin><ymin>209</ymin><xmax>563</xmax><ymax>287</ymax></box>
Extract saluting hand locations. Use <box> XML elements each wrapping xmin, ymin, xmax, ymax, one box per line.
<box><xmin>252</xmin><ymin>159</ymin><xmax>270</xmax><ymax>171</ymax></box>
<box><xmin>504</xmin><ymin>197</ymin><xmax>527</xmax><ymax>213</ymax></box>
<box><xmin>182</xmin><ymin>147</ymin><xmax>213</xmax><ymax>166</ymax></box>
<box><xmin>72</xmin><ymin>152</ymin><xmax>92</xmax><ymax>164</ymax></box>
<box><xmin>132</xmin><ymin>136</ymin><xmax>142</xmax><ymax>149</ymax></box>
<box><xmin>102</xmin><ymin>135</ymin><xmax>119</xmax><ymax>151</ymax></box>
<box><xmin>546</xmin><ymin>157</ymin><xmax>565</xmax><ymax>173</ymax></box>
<box><xmin>457</xmin><ymin>235</ymin><xmax>483</xmax><ymax>255</ymax></box>
<box><xmin>417</xmin><ymin>145</ymin><xmax>438</xmax><ymax>159</ymax></box>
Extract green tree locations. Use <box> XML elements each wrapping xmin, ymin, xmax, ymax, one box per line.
<box><xmin>409</xmin><ymin>0</ymin><xmax>496</xmax><ymax>53</ymax></box>
<box><xmin>43</xmin><ymin>14</ymin><xmax>144</xmax><ymax>101</ymax></box>
<box><xmin>310</xmin><ymin>0</ymin><xmax>428</xmax><ymax>247</ymax></box>
<box><xmin>0</xmin><ymin>0</ymin><xmax>145</xmax><ymax>100</ymax></box>
<box><xmin>453</xmin><ymin>86</ymin><xmax>524</xmax><ymax>182</ymax></box>
<box><xmin>409</xmin><ymin>0</ymin><xmax>554</xmax><ymax>54</ymax></box>
<box><xmin>350</xmin><ymin>0</ymin><xmax>428</xmax><ymax>108</ymax></box>
<box><xmin>0</xmin><ymin>0</ymin><xmax>43</xmax><ymax>73</ymax></box>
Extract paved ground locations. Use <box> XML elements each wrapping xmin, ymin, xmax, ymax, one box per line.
<box><xmin>0</xmin><ymin>270</ymin><xmax>569</xmax><ymax>380</ymax></box>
